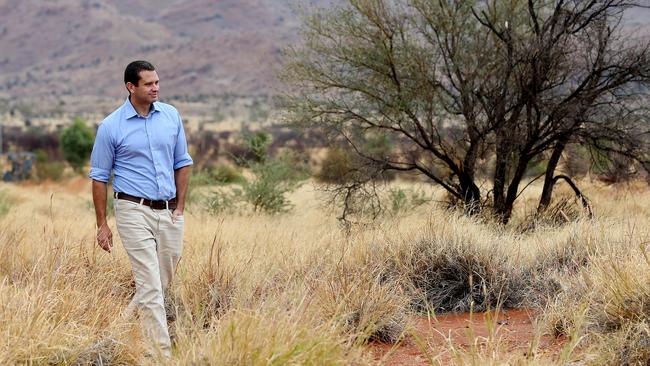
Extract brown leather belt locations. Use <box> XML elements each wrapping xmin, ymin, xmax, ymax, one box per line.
<box><xmin>114</xmin><ymin>192</ymin><xmax>177</xmax><ymax>210</ymax></box>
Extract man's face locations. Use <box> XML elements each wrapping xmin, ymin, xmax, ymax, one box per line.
<box><xmin>127</xmin><ymin>70</ymin><xmax>159</xmax><ymax>104</ymax></box>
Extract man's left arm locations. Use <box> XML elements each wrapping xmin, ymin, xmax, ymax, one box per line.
<box><xmin>172</xmin><ymin>109</ymin><xmax>193</xmax><ymax>222</ymax></box>
<box><xmin>172</xmin><ymin>165</ymin><xmax>190</xmax><ymax>221</ymax></box>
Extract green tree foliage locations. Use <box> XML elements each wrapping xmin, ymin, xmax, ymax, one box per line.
<box><xmin>60</xmin><ymin>117</ymin><xmax>94</xmax><ymax>173</ymax></box>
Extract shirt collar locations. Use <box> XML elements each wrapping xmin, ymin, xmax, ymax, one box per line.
<box><xmin>123</xmin><ymin>97</ymin><xmax>161</xmax><ymax>119</ymax></box>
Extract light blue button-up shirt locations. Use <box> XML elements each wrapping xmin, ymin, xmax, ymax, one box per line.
<box><xmin>89</xmin><ymin>98</ymin><xmax>193</xmax><ymax>201</ymax></box>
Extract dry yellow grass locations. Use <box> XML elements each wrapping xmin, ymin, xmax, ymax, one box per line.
<box><xmin>0</xmin><ymin>178</ymin><xmax>649</xmax><ymax>365</ymax></box>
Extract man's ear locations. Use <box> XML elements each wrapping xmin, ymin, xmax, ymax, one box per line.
<box><xmin>126</xmin><ymin>82</ymin><xmax>135</xmax><ymax>94</ymax></box>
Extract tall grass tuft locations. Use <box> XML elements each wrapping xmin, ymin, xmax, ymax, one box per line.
<box><xmin>308</xmin><ymin>262</ymin><xmax>409</xmax><ymax>344</ymax></box>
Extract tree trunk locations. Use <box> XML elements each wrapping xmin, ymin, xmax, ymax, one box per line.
<box><xmin>493</xmin><ymin>133</ymin><xmax>509</xmax><ymax>216</ymax></box>
<box><xmin>499</xmin><ymin>155</ymin><xmax>531</xmax><ymax>224</ymax></box>
<box><xmin>538</xmin><ymin>138</ymin><xmax>568</xmax><ymax>213</ymax></box>
<box><xmin>459</xmin><ymin>170</ymin><xmax>481</xmax><ymax>215</ymax></box>
<box><xmin>461</xmin><ymin>136</ymin><xmax>481</xmax><ymax>214</ymax></box>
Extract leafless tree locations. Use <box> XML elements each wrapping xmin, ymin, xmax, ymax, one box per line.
<box><xmin>282</xmin><ymin>0</ymin><xmax>650</xmax><ymax>224</ymax></box>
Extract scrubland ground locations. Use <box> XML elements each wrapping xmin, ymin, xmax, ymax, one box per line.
<box><xmin>0</xmin><ymin>178</ymin><xmax>649</xmax><ymax>365</ymax></box>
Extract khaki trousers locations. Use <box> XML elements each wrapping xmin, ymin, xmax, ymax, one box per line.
<box><xmin>114</xmin><ymin>198</ymin><xmax>184</xmax><ymax>358</ymax></box>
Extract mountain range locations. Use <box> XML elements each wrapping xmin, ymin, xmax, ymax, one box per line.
<box><xmin>0</xmin><ymin>0</ymin><xmax>648</xmax><ymax>113</ymax></box>
<box><xmin>0</xmin><ymin>0</ymin><xmax>326</xmax><ymax>106</ymax></box>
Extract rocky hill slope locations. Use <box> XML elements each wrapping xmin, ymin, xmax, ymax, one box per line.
<box><xmin>0</xmin><ymin>0</ymin><xmax>647</xmax><ymax>109</ymax></box>
<box><xmin>0</xmin><ymin>0</ymin><xmax>321</xmax><ymax>102</ymax></box>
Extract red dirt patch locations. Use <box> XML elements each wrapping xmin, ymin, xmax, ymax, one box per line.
<box><xmin>370</xmin><ymin>309</ymin><xmax>564</xmax><ymax>365</ymax></box>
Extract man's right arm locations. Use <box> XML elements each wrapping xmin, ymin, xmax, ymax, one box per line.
<box><xmin>89</xmin><ymin>122</ymin><xmax>115</xmax><ymax>253</ymax></box>
<box><xmin>92</xmin><ymin>179</ymin><xmax>108</xmax><ymax>227</ymax></box>
<box><xmin>92</xmin><ymin>179</ymin><xmax>113</xmax><ymax>252</ymax></box>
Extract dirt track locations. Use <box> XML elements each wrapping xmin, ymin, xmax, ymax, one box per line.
<box><xmin>370</xmin><ymin>309</ymin><xmax>564</xmax><ymax>365</ymax></box>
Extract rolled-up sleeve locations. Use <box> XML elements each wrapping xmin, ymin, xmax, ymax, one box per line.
<box><xmin>88</xmin><ymin>123</ymin><xmax>114</xmax><ymax>182</ymax></box>
<box><xmin>173</xmin><ymin>113</ymin><xmax>193</xmax><ymax>170</ymax></box>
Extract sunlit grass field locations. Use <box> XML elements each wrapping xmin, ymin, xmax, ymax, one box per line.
<box><xmin>1</xmin><ymin>178</ymin><xmax>649</xmax><ymax>365</ymax></box>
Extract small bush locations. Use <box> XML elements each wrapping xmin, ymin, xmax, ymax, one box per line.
<box><xmin>200</xmin><ymin>153</ymin><xmax>309</xmax><ymax>215</ymax></box>
<box><xmin>241</xmin><ymin>153</ymin><xmax>309</xmax><ymax>214</ymax></box>
<box><xmin>243</xmin><ymin>161</ymin><xmax>299</xmax><ymax>214</ymax></box>
<box><xmin>318</xmin><ymin>146</ymin><xmax>396</xmax><ymax>184</ymax></box>
<box><xmin>245</xmin><ymin>131</ymin><xmax>272</xmax><ymax>163</ymax></box>
<box><xmin>60</xmin><ymin>117</ymin><xmax>94</xmax><ymax>173</ymax></box>
<box><xmin>189</xmin><ymin>170</ymin><xmax>214</xmax><ymax>187</ymax></box>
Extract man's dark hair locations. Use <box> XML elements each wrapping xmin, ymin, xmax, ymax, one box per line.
<box><xmin>124</xmin><ymin>60</ymin><xmax>155</xmax><ymax>86</ymax></box>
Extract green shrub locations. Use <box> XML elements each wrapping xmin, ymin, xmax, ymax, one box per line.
<box><xmin>203</xmin><ymin>133</ymin><xmax>309</xmax><ymax>214</ymax></box>
<box><xmin>242</xmin><ymin>158</ymin><xmax>303</xmax><ymax>214</ymax></box>
<box><xmin>60</xmin><ymin>117</ymin><xmax>94</xmax><ymax>173</ymax></box>
<box><xmin>389</xmin><ymin>188</ymin><xmax>408</xmax><ymax>213</ymax></box>
<box><xmin>239</xmin><ymin>151</ymin><xmax>309</xmax><ymax>213</ymax></box>
<box><xmin>202</xmin><ymin>153</ymin><xmax>309</xmax><ymax>215</ymax></box>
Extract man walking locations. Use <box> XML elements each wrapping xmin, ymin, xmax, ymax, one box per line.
<box><xmin>89</xmin><ymin>60</ymin><xmax>193</xmax><ymax>358</ymax></box>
